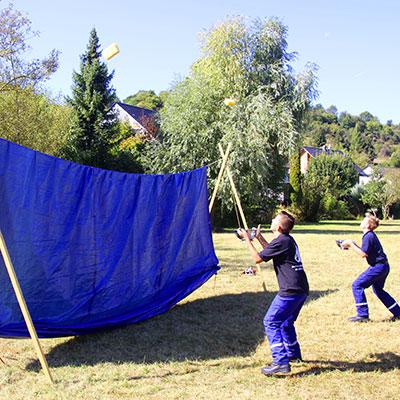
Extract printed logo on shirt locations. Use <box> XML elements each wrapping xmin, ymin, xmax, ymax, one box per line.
<box><xmin>293</xmin><ymin>245</ymin><xmax>304</xmax><ymax>271</ymax></box>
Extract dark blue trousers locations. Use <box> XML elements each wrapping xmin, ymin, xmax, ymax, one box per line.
<box><xmin>352</xmin><ymin>263</ymin><xmax>400</xmax><ymax>318</ymax></box>
<box><xmin>263</xmin><ymin>293</ymin><xmax>308</xmax><ymax>365</ymax></box>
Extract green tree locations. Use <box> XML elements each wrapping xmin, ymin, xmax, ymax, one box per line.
<box><xmin>389</xmin><ymin>150</ymin><xmax>400</xmax><ymax>167</ymax></box>
<box><xmin>0</xmin><ymin>3</ymin><xmax>59</xmax><ymax>92</ymax></box>
<box><xmin>0</xmin><ymin>89</ymin><xmax>71</xmax><ymax>155</ymax></box>
<box><xmin>359</xmin><ymin>111</ymin><xmax>376</xmax><ymax>123</ymax></box>
<box><xmin>347</xmin><ymin>183</ymin><xmax>366</xmax><ymax>217</ymax></box>
<box><xmin>349</xmin><ymin>123</ymin><xmax>376</xmax><ymax>165</ymax></box>
<box><xmin>361</xmin><ymin>169</ymin><xmax>400</xmax><ymax>219</ymax></box>
<box><xmin>302</xmin><ymin>105</ymin><xmax>351</xmax><ymax>149</ymax></box>
<box><xmin>0</xmin><ymin>2</ymin><xmax>67</xmax><ymax>155</ymax></box>
<box><xmin>62</xmin><ymin>28</ymin><xmax>118</xmax><ymax>168</ymax></box>
<box><xmin>338</xmin><ymin>112</ymin><xmax>357</xmax><ymax>129</ymax></box>
<box><xmin>159</xmin><ymin>90</ymin><xmax>170</xmax><ymax>105</ymax></box>
<box><xmin>145</xmin><ymin>17</ymin><xmax>317</xmax><ymax>216</ymax></box>
<box><xmin>301</xmin><ymin>154</ymin><xmax>358</xmax><ymax>220</ymax></box>
<box><xmin>107</xmin><ymin>121</ymin><xmax>146</xmax><ymax>173</ymax></box>
<box><xmin>123</xmin><ymin>90</ymin><xmax>163</xmax><ymax>110</ymax></box>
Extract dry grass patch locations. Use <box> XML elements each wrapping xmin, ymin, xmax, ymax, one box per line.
<box><xmin>1</xmin><ymin>221</ymin><xmax>400</xmax><ymax>399</ymax></box>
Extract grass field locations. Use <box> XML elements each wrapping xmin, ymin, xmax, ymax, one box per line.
<box><xmin>1</xmin><ymin>221</ymin><xmax>400</xmax><ymax>399</ymax></box>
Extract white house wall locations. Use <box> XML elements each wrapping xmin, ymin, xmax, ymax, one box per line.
<box><xmin>300</xmin><ymin>152</ymin><xmax>310</xmax><ymax>174</ymax></box>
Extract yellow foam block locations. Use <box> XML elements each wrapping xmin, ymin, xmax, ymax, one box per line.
<box><xmin>224</xmin><ymin>98</ymin><xmax>237</xmax><ymax>107</ymax></box>
<box><xmin>103</xmin><ymin>43</ymin><xmax>120</xmax><ymax>61</ymax></box>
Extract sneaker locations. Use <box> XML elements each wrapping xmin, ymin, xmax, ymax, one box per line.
<box><xmin>348</xmin><ymin>315</ymin><xmax>369</xmax><ymax>323</ymax></box>
<box><xmin>261</xmin><ymin>362</ymin><xmax>291</xmax><ymax>375</ymax></box>
<box><xmin>288</xmin><ymin>357</ymin><xmax>303</xmax><ymax>364</ymax></box>
<box><xmin>389</xmin><ymin>315</ymin><xmax>400</xmax><ymax>322</ymax></box>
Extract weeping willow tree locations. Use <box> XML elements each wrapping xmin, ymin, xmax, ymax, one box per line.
<box><xmin>145</xmin><ymin>17</ymin><xmax>318</xmax><ymax>217</ymax></box>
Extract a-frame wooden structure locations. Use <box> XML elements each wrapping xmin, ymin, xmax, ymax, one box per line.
<box><xmin>208</xmin><ymin>143</ymin><xmax>267</xmax><ymax>292</ymax></box>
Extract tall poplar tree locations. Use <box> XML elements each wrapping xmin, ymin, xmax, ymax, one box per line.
<box><xmin>62</xmin><ymin>28</ymin><xmax>117</xmax><ymax>168</ymax></box>
<box><xmin>289</xmin><ymin>149</ymin><xmax>302</xmax><ymax>206</ymax></box>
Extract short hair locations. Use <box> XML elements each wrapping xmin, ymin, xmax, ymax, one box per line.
<box><xmin>277</xmin><ymin>211</ymin><xmax>295</xmax><ymax>233</ymax></box>
<box><xmin>365</xmin><ymin>213</ymin><xmax>379</xmax><ymax>230</ymax></box>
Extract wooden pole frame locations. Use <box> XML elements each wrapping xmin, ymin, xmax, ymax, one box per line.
<box><xmin>209</xmin><ymin>144</ymin><xmax>267</xmax><ymax>292</ymax></box>
<box><xmin>0</xmin><ymin>230</ymin><xmax>54</xmax><ymax>384</ymax></box>
<box><xmin>209</xmin><ymin>142</ymin><xmax>232</xmax><ymax>214</ymax></box>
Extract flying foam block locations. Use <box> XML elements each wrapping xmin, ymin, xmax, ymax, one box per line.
<box><xmin>103</xmin><ymin>43</ymin><xmax>120</xmax><ymax>61</ymax></box>
<box><xmin>223</xmin><ymin>98</ymin><xmax>237</xmax><ymax>107</ymax></box>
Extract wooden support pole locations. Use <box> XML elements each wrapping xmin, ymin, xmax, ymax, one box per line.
<box><xmin>0</xmin><ymin>230</ymin><xmax>54</xmax><ymax>384</ymax></box>
<box><xmin>217</xmin><ymin>144</ymin><xmax>248</xmax><ymax>229</ymax></box>
<box><xmin>208</xmin><ymin>142</ymin><xmax>232</xmax><ymax>213</ymax></box>
<box><xmin>217</xmin><ymin>144</ymin><xmax>267</xmax><ymax>292</ymax></box>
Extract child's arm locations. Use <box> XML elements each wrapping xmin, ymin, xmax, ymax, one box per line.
<box><xmin>341</xmin><ymin>239</ymin><xmax>367</xmax><ymax>258</ymax></box>
<box><xmin>237</xmin><ymin>229</ymin><xmax>264</xmax><ymax>264</ymax></box>
<box><xmin>256</xmin><ymin>232</ymin><xmax>269</xmax><ymax>249</ymax></box>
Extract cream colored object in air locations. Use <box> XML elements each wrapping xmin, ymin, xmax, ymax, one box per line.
<box><xmin>223</xmin><ymin>98</ymin><xmax>237</xmax><ymax>107</ymax></box>
<box><xmin>103</xmin><ymin>43</ymin><xmax>120</xmax><ymax>60</ymax></box>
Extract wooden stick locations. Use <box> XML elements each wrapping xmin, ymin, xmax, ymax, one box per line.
<box><xmin>208</xmin><ymin>142</ymin><xmax>232</xmax><ymax>213</ymax></box>
<box><xmin>0</xmin><ymin>230</ymin><xmax>54</xmax><ymax>384</ymax></box>
<box><xmin>217</xmin><ymin>145</ymin><xmax>249</xmax><ymax>227</ymax></box>
<box><xmin>218</xmin><ymin>144</ymin><xmax>267</xmax><ymax>292</ymax></box>
<box><xmin>217</xmin><ymin>144</ymin><xmax>248</xmax><ymax>229</ymax></box>
<box><xmin>208</xmin><ymin>143</ymin><xmax>232</xmax><ymax>294</ymax></box>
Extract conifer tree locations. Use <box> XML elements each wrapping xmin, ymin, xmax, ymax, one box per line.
<box><xmin>62</xmin><ymin>28</ymin><xmax>117</xmax><ymax>168</ymax></box>
<box><xmin>289</xmin><ymin>149</ymin><xmax>302</xmax><ymax>206</ymax></box>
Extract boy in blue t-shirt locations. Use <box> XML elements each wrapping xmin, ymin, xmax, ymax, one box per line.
<box><xmin>238</xmin><ymin>211</ymin><xmax>309</xmax><ymax>376</ymax></box>
<box><xmin>341</xmin><ymin>213</ymin><xmax>400</xmax><ymax>322</ymax></box>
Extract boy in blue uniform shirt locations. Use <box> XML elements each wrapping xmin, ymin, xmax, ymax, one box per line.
<box><xmin>341</xmin><ymin>213</ymin><xmax>400</xmax><ymax>322</ymax></box>
<box><xmin>238</xmin><ymin>211</ymin><xmax>309</xmax><ymax>376</ymax></box>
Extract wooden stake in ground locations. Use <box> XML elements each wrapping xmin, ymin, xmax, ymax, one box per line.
<box><xmin>217</xmin><ymin>144</ymin><xmax>267</xmax><ymax>292</ymax></box>
<box><xmin>0</xmin><ymin>230</ymin><xmax>54</xmax><ymax>384</ymax></box>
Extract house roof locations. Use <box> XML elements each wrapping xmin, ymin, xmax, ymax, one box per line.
<box><xmin>113</xmin><ymin>102</ymin><xmax>157</xmax><ymax>127</ymax></box>
<box><xmin>302</xmin><ymin>146</ymin><xmax>366</xmax><ymax>176</ymax></box>
<box><xmin>302</xmin><ymin>146</ymin><xmax>345</xmax><ymax>158</ymax></box>
<box><xmin>354</xmin><ymin>164</ymin><xmax>367</xmax><ymax>176</ymax></box>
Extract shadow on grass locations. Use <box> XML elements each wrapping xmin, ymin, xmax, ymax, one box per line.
<box><xmin>317</xmin><ymin>221</ymin><xmax>400</xmax><ymax>227</ymax></box>
<box><xmin>217</xmin><ymin>226</ymin><xmax>400</xmax><ymax>236</ymax></box>
<box><xmin>293</xmin><ymin>229</ymin><xmax>400</xmax><ymax>235</ymax></box>
<box><xmin>26</xmin><ymin>290</ymin><xmax>335</xmax><ymax>370</ymax></box>
<box><xmin>289</xmin><ymin>352</ymin><xmax>400</xmax><ymax>377</ymax></box>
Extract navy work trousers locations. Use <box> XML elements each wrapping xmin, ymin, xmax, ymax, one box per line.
<box><xmin>352</xmin><ymin>263</ymin><xmax>400</xmax><ymax>318</ymax></box>
<box><xmin>263</xmin><ymin>293</ymin><xmax>308</xmax><ymax>365</ymax></box>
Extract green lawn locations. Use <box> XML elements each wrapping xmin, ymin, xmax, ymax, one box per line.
<box><xmin>1</xmin><ymin>221</ymin><xmax>400</xmax><ymax>399</ymax></box>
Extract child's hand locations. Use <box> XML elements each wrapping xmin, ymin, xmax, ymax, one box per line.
<box><xmin>237</xmin><ymin>228</ymin><xmax>250</xmax><ymax>240</ymax></box>
<box><xmin>340</xmin><ymin>239</ymin><xmax>354</xmax><ymax>249</ymax></box>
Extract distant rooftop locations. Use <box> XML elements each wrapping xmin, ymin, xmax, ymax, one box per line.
<box><xmin>302</xmin><ymin>145</ymin><xmax>345</xmax><ymax>158</ymax></box>
<box><xmin>113</xmin><ymin>102</ymin><xmax>156</xmax><ymax>125</ymax></box>
<box><xmin>302</xmin><ymin>145</ymin><xmax>366</xmax><ymax>176</ymax></box>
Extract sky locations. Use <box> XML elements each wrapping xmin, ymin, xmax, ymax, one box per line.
<box><xmin>9</xmin><ymin>0</ymin><xmax>400</xmax><ymax>123</ymax></box>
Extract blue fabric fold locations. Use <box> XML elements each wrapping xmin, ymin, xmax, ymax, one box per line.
<box><xmin>0</xmin><ymin>138</ymin><xmax>219</xmax><ymax>337</ymax></box>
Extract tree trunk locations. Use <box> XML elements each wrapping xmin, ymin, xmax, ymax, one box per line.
<box><xmin>382</xmin><ymin>204</ymin><xmax>390</xmax><ymax>220</ymax></box>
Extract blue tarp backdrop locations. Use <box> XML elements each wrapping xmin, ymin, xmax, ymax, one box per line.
<box><xmin>0</xmin><ymin>138</ymin><xmax>219</xmax><ymax>338</ymax></box>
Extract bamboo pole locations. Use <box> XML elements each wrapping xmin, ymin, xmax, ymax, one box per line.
<box><xmin>217</xmin><ymin>144</ymin><xmax>267</xmax><ymax>292</ymax></box>
<box><xmin>208</xmin><ymin>142</ymin><xmax>232</xmax><ymax>213</ymax></box>
<box><xmin>0</xmin><ymin>230</ymin><xmax>54</xmax><ymax>384</ymax></box>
